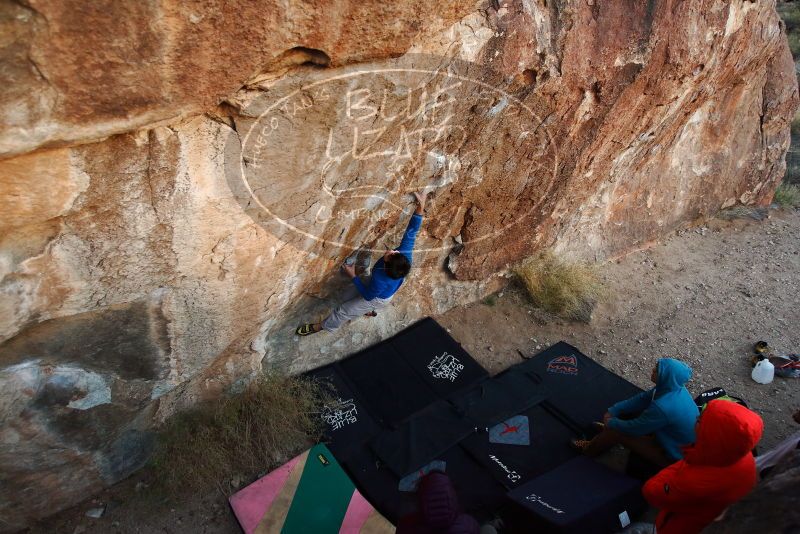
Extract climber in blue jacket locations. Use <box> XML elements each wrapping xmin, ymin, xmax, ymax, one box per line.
<box><xmin>572</xmin><ymin>358</ymin><xmax>698</xmax><ymax>467</ymax></box>
<box><xmin>296</xmin><ymin>191</ymin><xmax>428</xmax><ymax>335</ymax></box>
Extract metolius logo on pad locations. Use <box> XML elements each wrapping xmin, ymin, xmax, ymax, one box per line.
<box><xmin>488</xmin><ymin>454</ymin><xmax>521</xmax><ymax>483</ymax></box>
<box><xmin>226</xmin><ymin>54</ymin><xmax>558</xmax><ymax>254</ymax></box>
<box><xmin>526</xmin><ymin>493</ymin><xmax>565</xmax><ymax>514</ymax></box>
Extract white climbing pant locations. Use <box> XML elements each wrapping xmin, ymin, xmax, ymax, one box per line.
<box><xmin>321</xmin><ymin>284</ymin><xmax>392</xmax><ymax>332</ymax></box>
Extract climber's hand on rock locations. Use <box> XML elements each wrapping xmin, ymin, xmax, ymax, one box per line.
<box><xmin>342</xmin><ymin>263</ymin><xmax>356</xmax><ymax>279</ymax></box>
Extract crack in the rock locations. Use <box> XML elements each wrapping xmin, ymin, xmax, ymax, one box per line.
<box><xmin>145</xmin><ymin>132</ymin><xmax>160</xmax><ymax>219</ymax></box>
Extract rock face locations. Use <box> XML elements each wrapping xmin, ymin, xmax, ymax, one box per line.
<box><xmin>0</xmin><ymin>0</ymin><xmax>472</xmax><ymax>158</ymax></box>
<box><xmin>705</xmin><ymin>450</ymin><xmax>800</xmax><ymax>534</ymax></box>
<box><xmin>0</xmin><ymin>0</ymin><xmax>797</xmax><ymax>529</ymax></box>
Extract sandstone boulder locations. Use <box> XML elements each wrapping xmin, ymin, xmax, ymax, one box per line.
<box><xmin>0</xmin><ymin>0</ymin><xmax>796</xmax><ymax>529</ymax></box>
<box><xmin>705</xmin><ymin>450</ymin><xmax>800</xmax><ymax>534</ymax></box>
<box><xmin>0</xmin><ymin>0</ymin><xmax>474</xmax><ymax>158</ymax></box>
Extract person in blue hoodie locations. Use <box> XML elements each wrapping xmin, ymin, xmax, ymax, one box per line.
<box><xmin>295</xmin><ymin>190</ymin><xmax>428</xmax><ymax>335</ymax></box>
<box><xmin>571</xmin><ymin>358</ymin><xmax>698</xmax><ymax>467</ymax></box>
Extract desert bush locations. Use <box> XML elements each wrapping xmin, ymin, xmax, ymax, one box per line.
<box><xmin>774</xmin><ymin>182</ymin><xmax>800</xmax><ymax>208</ymax></box>
<box><xmin>515</xmin><ymin>252</ymin><xmax>605</xmax><ymax>321</ymax></box>
<box><xmin>784</xmin><ymin>149</ymin><xmax>800</xmax><ymax>185</ymax></box>
<box><xmin>778</xmin><ymin>1</ymin><xmax>800</xmax><ymax>57</ymax></box>
<box><xmin>150</xmin><ymin>372</ymin><xmax>326</xmax><ymax>494</ymax></box>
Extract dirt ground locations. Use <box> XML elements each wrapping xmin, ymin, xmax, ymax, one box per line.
<box><xmin>440</xmin><ymin>208</ymin><xmax>800</xmax><ymax>452</ymax></box>
<box><xmin>27</xmin><ymin>208</ymin><xmax>800</xmax><ymax>534</ymax></box>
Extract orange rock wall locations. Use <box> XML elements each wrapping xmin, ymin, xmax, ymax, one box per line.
<box><xmin>0</xmin><ymin>0</ymin><xmax>796</xmax><ymax>528</ymax></box>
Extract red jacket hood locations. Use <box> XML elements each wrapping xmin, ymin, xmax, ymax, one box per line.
<box><xmin>683</xmin><ymin>399</ymin><xmax>763</xmax><ymax>467</ymax></box>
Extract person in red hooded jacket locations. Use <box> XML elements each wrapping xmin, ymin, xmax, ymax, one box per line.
<box><xmin>643</xmin><ymin>399</ymin><xmax>763</xmax><ymax>534</ymax></box>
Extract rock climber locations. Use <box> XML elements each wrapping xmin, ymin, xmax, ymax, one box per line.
<box><xmin>643</xmin><ymin>399</ymin><xmax>763</xmax><ymax>534</ymax></box>
<box><xmin>571</xmin><ymin>358</ymin><xmax>698</xmax><ymax>468</ymax></box>
<box><xmin>295</xmin><ymin>190</ymin><xmax>428</xmax><ymax>336</ymax></box>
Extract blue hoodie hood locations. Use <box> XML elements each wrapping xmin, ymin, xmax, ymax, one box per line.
<box><xmin>608</xmin><ymin>357</ymin><xmax>698</xmax><ymax>460</ymax></box>
<box><xmin>655</xmin><ymin>358</ymin><xmax>692</xmax><ymax>398</ymax></box>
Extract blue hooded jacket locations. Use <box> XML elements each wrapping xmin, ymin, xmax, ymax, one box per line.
<box><xmin>352</xmin><ymin>213</ymin><xmax>422</xmax><ymax>301</ymax></box>
<box><xmin>607</xmin><ymin>358</ymin><xmax>698</xmax><ymax>461</ymax></box>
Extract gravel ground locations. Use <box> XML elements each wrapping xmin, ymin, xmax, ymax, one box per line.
<box><xmin>439</xmin><ymin>208</ymin><xmax>800</xmax><ymax>450</ymax></box>
<box><xmin>26</xmin><ymin>208</ymin><xmax>800</xmax><ymax>534</ymax></box>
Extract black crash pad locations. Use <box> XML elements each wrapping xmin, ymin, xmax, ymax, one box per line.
<box><xmin>344</xmin><ymin>444</ymin><xmax>508</xmax><ymax>524</ymax></box>
<box><xmin>302</xmin><ymin>321</ymin><xmax>649</xmax><ymax>530</ymax></box>
<box><xmin>339</xmin><ymin>342</ymin><xmax>436</xmax><ymax>426</ymax></box>
<box><xmin>307</xmin><ymin>364</ymin><xmax>381</xmax><ymax>462</ymax></box>
<box><xmin>460</xmin><ymin>404</ymin><xmax>579</xmax><ymax>490</ymax></box>
<box><xmin>390</xmin><ymin>318</ymin><xmax>489</xmax><ymax>399</ymax></box>
<box><xmin>450</xmin><ymin>368</ymin><xmax>547</xmax><ymax>427</ymax></box>
<box><xmin>507</xmin><ymin>456</ymin><xmax>645</xmax><ymax>533</ymax></box>
<box><xmin>370</xmin><ymin>399</ymin><xmax>475</xmax><ymax>477</ymax></box>
<box><xmin>343</xmin><ymin>448</ymin><xmax>417</xmax><ymax>523</ymax></box>
<box><xmin>339</xmin><ymin>318</ymin><xmax>488</xmax><ymax>426</ymax></box>
<box><xmin>514</xmin><ymin>342</ymin><xmax>643</xmax><ymax>432</ymax></box>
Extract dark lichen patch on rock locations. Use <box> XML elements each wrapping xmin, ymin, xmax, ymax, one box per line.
<box><xmin>0</xmin><ymin>300</ymin><xmax>168</xmax><ymax>381</ymax></box>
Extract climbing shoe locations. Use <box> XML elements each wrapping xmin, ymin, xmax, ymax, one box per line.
<box><xmin>296</xmin><ymin>324</ymin><xmax>319</xmax><ymax>336</ymax></box>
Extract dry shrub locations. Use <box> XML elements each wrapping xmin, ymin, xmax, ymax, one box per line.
<box><xmin>774</xmin><ymin>182</ymin><xmax>800</xmax><ymax>208</ymax></box>
<box><xmin>150</xmin><ymin>372</ymin><xmax>326</xmax><ymax>494</ymax></box>
<box><xmin>777</xmin><ymin>1</ymin><xmax>800</xmax><ymax>57</ymax></box>
<box><xmin>515</xmin><ymin>252</ymin><xmax>605</xmax><ymax>321</ymax></box>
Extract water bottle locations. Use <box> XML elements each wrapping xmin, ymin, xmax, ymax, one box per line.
<box><xmin>751</xmin><ymin>358</ymin><xmax>775</xmax><ymax>385</ymax></box>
